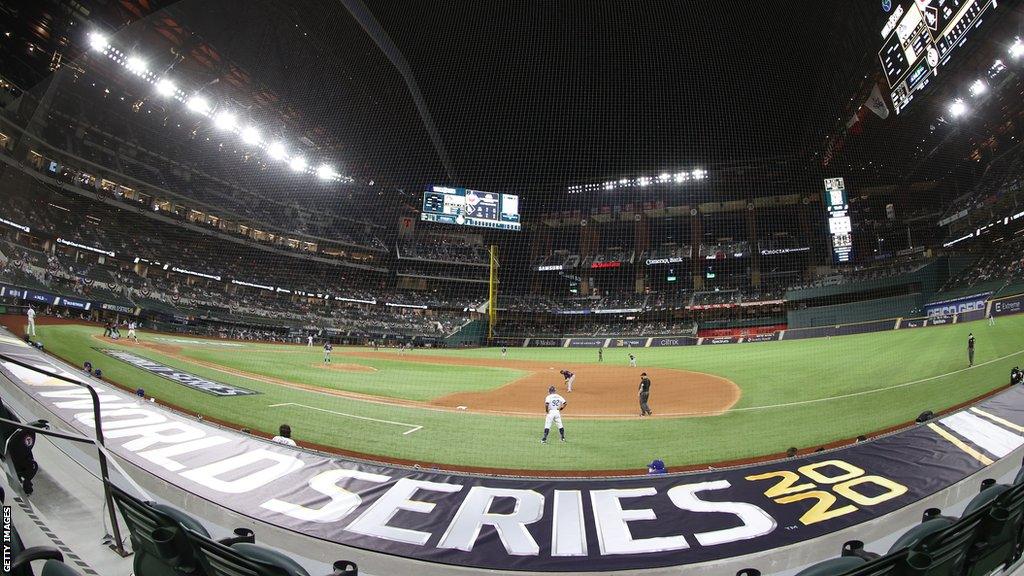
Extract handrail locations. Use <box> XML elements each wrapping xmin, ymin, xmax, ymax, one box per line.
<box><xmin>0</xmin><ymin>353</ymin><xmax>128</xmax><ymax>557</ymax></box>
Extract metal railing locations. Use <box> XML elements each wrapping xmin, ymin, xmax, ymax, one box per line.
<box><xmin>0</xmin><ymin>352</ymin><xmax>128</xmax><ymax>557</ymax></box>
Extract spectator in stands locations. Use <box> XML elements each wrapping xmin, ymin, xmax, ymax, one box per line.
<box><xmin>272</xmin><ymin>424</ymin><xmax>297</xmax><ymax>446</ymax></box>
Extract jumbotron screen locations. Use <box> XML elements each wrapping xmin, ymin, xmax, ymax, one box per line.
<box><xmin>421</xmin><ymin>186</ymin><xmax>522</xmax><ymax>231</ymax></box>
<box><xmin>879</xmin><ymin>0</ymin><xmax>997</xmax><ymax>115</ymax></box>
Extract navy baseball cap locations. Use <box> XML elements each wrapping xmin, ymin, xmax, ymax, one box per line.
<box><xmin>548</xmin><ymin>385</ymin><xmax>556</xmax><ymax>393</ymax></box>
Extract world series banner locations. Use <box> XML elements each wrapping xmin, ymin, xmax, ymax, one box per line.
<box><xmin>1</xmin><ymin>335</ymin><xmax>1023</xmax><ymax>571</ymax></box>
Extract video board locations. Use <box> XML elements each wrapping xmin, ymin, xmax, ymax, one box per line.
<box><xmin>879</xmin><ymin>0</ymin><xmax>997</xmax><ymax>115</ymax></box>
<box><xmin>824</xmin><ymin>177</ymin><xmax>853</xmax><ymax>263</ymax></box>
<box><xmin>421</xmin><ymin>186</ymin><xmax>521</xmax><ymax>231</ymax></box>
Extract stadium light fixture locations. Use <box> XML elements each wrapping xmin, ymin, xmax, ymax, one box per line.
<box><xmin>948</xmin><ymin>98</ymin><xmax>967</xmax><ymax>118</ymax></box>
<box><xmin>240</xmin><ymin>126</ymin><xmax>261</xmax><ymax>146</ymax></box>
<box><xmin>88</xmin><ymin>32</ymin><xmax>108</xmax><ymax>52</ymax></box>
<box><xmin>289</xmin><ymin>156</ymin><xmax>308</xmax><ymax>172</ymax></box>
<box><xmin>212</xmin><ymin>110</ymin><xmax>237</xmax><ymax>131</ymax></box>
<box><xmin>316</xmin><ymin>164</ymin><xmax>336</xmax><ymax>180</ymax></box>
<box><xmin>658</xmin><ymin>173</ymin><xmax>670</xmax><ymax>182</ymax></box>
<box><xmin>1011</xmin><ymin>38</ymin><xmax>1024</xmax><ymax>59</ymax></box>
<box><xmin>674</xmin><ymin>172</ymin><xmax>689</xmax><ymax>183</ymax></box>
<box><xmin>969</xmin><ymin>79</ymin><xmax>987</xmax><ymax>97</ymax></box>
<box><xmin>638</xmin><ymin>176</ymin><xmax>651</xmax><ymax>187</ymax></box>
<box><xmin>267</xmin><ymin>142</ymin><xmax>287</xmax><ymax>161</ymax></box>
<box><xmin>692</xmin><ymin>168</ymin><xmax>707</xmax><ymax>180</ymax></box>
<box><xmin>125</xmin><ymin>56</ymin><xmax>147</xmax><ymax>76</ymax></box>
<box><xmin>155</xmin><ymin>78</ymin><xmax>176</xmax><ymax>97</ymax></box>
<box><xmin>186</xmin><ymin>95</ymin><xmax>211</xmax><ymax>115</ymax></box>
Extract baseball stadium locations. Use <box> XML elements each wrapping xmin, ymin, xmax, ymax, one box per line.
<box><xmin>2</xmin><ymin>1</ymin><xmax>1024</xmax><ymax>575</ymax></box>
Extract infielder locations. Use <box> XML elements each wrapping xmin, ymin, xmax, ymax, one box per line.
<box><xmin>307</xmin><ymin>334</ymin><xmax>314</xmax><ymax>347</ymax></box>
<box><xmin>323</xmin><ymin>341</ymin><xmax>333</xmax><ymax>364</ymax></box>
<box><xmin>501</xmin><ymin>346</ymin><xmax>507</xmax><ymax>359</ymax></box>
<box><xmin>25</xmin><ymin>306</ymin><xmax>35</xmax><ymax>337</ymax></box>
<box><xmin>541</xmin><ymin>385</ymin><xmax>566</xmax><ymax>443</ymax></box>
<box><xmin>560</xmin><ymin>369</ymin><xmax>575</xmax><ymax>392</ymax></box>
<box><xmin>127</xmin><ymin>320</ymin><xmax>138</xmax><ymax>342</ymax></box>
<box><xmin>968</xmin><ymin>333</ymin><xmax>975</xmax><ymax>367</ymax></box>
<box><xmin>628</xmin><ymin>353</ymin><xmax>637</xmax><ymax>368</ymax></box>
<box><xmin>639</xmin><ymin>372</ymin><xmax>653</xmax><ymax>416</ymax></box>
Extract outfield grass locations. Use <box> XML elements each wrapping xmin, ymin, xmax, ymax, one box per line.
<box><xmin>32</xmin><ymin>316</ymin><xmax>1024</xmax><ymax>472</ymax></box>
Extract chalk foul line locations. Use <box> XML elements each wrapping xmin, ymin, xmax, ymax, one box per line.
<box><xmin>268</xmin><ymin>402</ymin><xmax>423</xmax><ymax>435</ymax></box>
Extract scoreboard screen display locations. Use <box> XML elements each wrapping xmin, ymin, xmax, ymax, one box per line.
<box><xmin>879</xmin><ymin>0</ymin><xmax>997</xmax><ymax>115</ymax></box>
<box><xmin>823</xmin><ymin>177</ymin><xmax>853</xmax><ymax>263</ymax></box>
<box><xmin>421</xmin><ymin>186</ymin><xmax>521</xmax><ymax>231</ymax></box>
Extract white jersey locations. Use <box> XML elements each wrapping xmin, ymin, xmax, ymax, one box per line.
<box><xmin>129</xmin><ymin>322</ymin><xmax>137</xmax><ymax>331</ymax></box>
<box><xmin>26</xmin><ymin>308</ymin><xmax>35</xmax><ymax>321</ymax></box>
<box><xmin>272</xmin><ymin>436</ymin><xmax>297</xmax><ymax>446</ymax></box>
<box><xmin>545</xmin><ymin>393</ymin><xmax>566</xmax><ymax>413</ymax></box>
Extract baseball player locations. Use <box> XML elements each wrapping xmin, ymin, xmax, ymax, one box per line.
<box><xmin>127</xmin><ymin>320</ymin><xmax>138</xmax><ymax>342</ymax></box>
<box><xmin>628</xmin><ymin>353</ymin><xmax>637</xmax><ymax>368</ymax></box>
<box><xmin>501</xmin><ymin>346</ymin><xmax>507</xmax><ymax>359</ymax></box>
<box><xmin>323</xmin><ymin>341</ymin><xmax>333</xmax><ymax>364</ymax></box>
<box><xmin>541</xmin><ymin>385</ymin><xmax>567</xmax><ymax>443</ymax></box>
<box><xmin>560</xmin><ymin>369</ymin><xmax>575</xmax><ymax>392</ymax></box>
<box><xmin>598</xmin><ymin>348</ymin><xmax>603</xmax><ymax>362</ymax></box>
<box><xmin>968</xmin><ymin>333</ymin><xmax>975</xmax><ymax>367</ymax></box>
<box><xmin>639</xmin><ymin>372</ymin><xmax>653</xmax><ymax>416</ymax></box>
<box><xmin>25</xmin><ymin>306</ymin><xmax>35</xmax><ymax>337</ymax></box>
<box><xmin>307</xmin><ymin>334</ymin><xmax>314</xmax><ymax>347</ymax></box>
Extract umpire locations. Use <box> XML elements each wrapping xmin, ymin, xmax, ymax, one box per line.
<box><xmin>639</xmin><ymin>372</ymin><xmax>653</xmax><ymax>416</ymax></box>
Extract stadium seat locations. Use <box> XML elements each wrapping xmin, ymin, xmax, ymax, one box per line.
<box><xmin>892</xmin><ymin>509</ymin><xmax>983</xmax><ymax>575</ymax></box>
<box><xmin>185</xmin><ymin>526</ymin><xmax>359</xmax><ymax>576</ymax></box>
<box><xmin>109</xmin><ymin>483</ymin><xmax>218</xmax><ymax>576</ymax></box>
<box><xmin>0</xmin><ymin>397</ymin><xmax>47</xmax><ymax>495</ymax></box>
<box><xmin>963</xmin><ymin>479</ymin><xmax>1024</xmax><ymax>574</ymax></box>
<box><xmin>38</xmin><ymin>560</ymin><xmax>84</xmax><ymax>576</ymax></box>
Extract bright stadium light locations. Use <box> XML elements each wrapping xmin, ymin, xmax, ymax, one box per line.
<box><xmin>692</xmin><ymin>168</ymin><xmax>707</xmax><ymax>180</ymax></box>
<box><xmin>969</xmin><ymin>79</ymin><xmax>987</xmax><ymax>97</ymax></box>
<box><xmin>674</xmin><ymin>172</ymin><xmax>689</xmax><ymax>183</ymax></box>
<box><xmin>638</xmin><ymin>176</ymin><xmax>651</xmax><ymax>187</ymax></box>
<box><xmin>125</xmin><ymin>56</ymin><xmax>147</xmax><ymax>76</ymax></box>
<box><xmin>1011</xmin><ymin>38</ymin><xmax>1024</xmax><ymax>59</ymax></box>
<box><xmin>267</xmin><ymin>141</ymin><xmax>287</xmax><ymax>161</ymax></box>
<box><xmin>658</xmin><ymin>172</ymin><xmax>670</xmax><ymax>182</ymax></box>
<box><xmin>948</xmin><ymin>98</ymin><xmax>967</xmax><ymax>118</ymax></box>
<box><xmin>289</xmin><ymin>156</ymin><xmax>308</xmax><ymax>172</ymax></box>
<box><xmin>186</xmin><ymin>96</ymin><xmax>211</xmax><ymax>115</ymax></box>
<box><xmin>240</xmin><ymin>126</ymin><xmax>261</xmax><ymax>145</ymax></box>
<box><xmin>212</xmin><ymin>110</ymin><xmax>237</xmax><ymax>131</ymax></box>
<box><xmin>88</xmin><ymin>32</ymin><xmax>108</xmax><ymax>52</ymax></box>
<box><xmin>155</xmin><ymin>78</ymin><xmax>176</xmax><ymax>97</ymax></box>
<box><xmin>316</xmin><ymin>164</ymin><xmax>336</xmax><ymax>180</ymax></box>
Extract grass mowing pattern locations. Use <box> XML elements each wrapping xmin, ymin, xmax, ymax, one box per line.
<box><xmin>33</xmin><ymin>316</ymin><xmax>1024</xmax><ymax>472</ymax></box>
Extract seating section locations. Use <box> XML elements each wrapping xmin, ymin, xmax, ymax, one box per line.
<box><xmin>110</xmin><ymin>484</ymin><xmax>359</xmax><ymax>576</ymax></box>
<box><xmin>773</xmin><ymin>469</ymin><xmax>1024</xmax><ymax>576</ymax></box>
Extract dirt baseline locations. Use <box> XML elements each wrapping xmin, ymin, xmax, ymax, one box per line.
<box><xmin>341</xmin><ymin>350</ymin><xmax>741</xmax><ymax>417</ymax></box>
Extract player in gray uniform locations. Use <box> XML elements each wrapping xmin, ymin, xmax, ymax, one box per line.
<box><xmin>639</xmin><ymin>372</ymin><xmax>653</xmax><ymax>416</ymax></box>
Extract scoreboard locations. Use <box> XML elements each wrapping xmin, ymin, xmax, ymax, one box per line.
<box><xmin>824</xmin><ymin>177</ymin><xmax>853</xmax><ymax>263</ymax></box>
<box><xmin>421</xmin><ymin>186</ymin><xmax>521</xmax><ymax>231</ymax></box>
<box><xmin>879</xmin><ymin>0</ymin><xmax>997</xmax><ymax>115</ymax></box>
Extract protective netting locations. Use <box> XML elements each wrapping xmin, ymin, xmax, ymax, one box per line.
<box><xmin>0</xmin><ymin>0</ymin><xmax>1023</xmax><ymax>472</ymax></box>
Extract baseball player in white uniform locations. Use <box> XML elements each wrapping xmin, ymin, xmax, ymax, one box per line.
<box><xmin>307</xmin><ymin>334</ymin><xmax>314</xmax><ymax>347</ymax></box>
<box><xmin>541</xmin><ymin>386</ymin><xmax>567</xmax><ymax>443</ymax></box>
<box><xmin>628</xmin><ymin>353</ymin><xmax>637</xmax><ymax>368</ymax></box>
<box><xmin>25</xmin><ymin>306</ymin><xmax>36</xmax><ymax>336</ymax></box>
<box><xmin>127</xmin><ymin>321</ymin><xmax>138</xmax><ymax>342</ymax></box>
